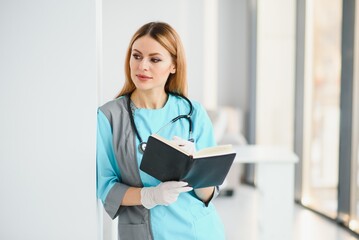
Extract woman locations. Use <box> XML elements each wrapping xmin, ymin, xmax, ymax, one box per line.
<box><xmin>96</xmin><ymin>22</ymin><xmax>225</xmax><ymax>240</ymax></box>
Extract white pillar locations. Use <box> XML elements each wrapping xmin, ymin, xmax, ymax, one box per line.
<box><xmin>255</xmin><ymin>0</ymin><xmax>296</xmax><ymax>148</ymax></box>
<box><xmin>203</xmin><ymin>0</ymin><xmax>219</xmax><ymax>111</ymax></box>
<box><xmin>254</xmin><ymin>1</ymin><xmax>297</xmax><ymax>238</ymax></box>
<box><xmin>0</xmin><ymin>0</ymin><xmax>98</xmax><ymax>239</ymax></box>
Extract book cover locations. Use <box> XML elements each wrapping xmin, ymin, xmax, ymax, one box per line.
<box><xmin>140</xmin><ymin>134</ymin><xmax>236</xmax><ymax>188</ymax></box>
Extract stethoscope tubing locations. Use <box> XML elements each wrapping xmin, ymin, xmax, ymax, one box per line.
<box><xmin>127</xmin><ymin>91</ymin><xmax>194</xmax><ymax>153</ymax></box>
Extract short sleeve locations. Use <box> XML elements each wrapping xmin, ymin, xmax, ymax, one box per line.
<box><xmin>96</xmin><ymin>109</ymin><xmax>130</xmax><ymax>219</ymax></box>
<box><xmin>96</xmin><ymin>109</ymin><xmax>121</xmax><ymax>202</ymax></box>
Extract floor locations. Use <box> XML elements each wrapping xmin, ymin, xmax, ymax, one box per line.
<box><xmin>213</xmin><ymin>184</ymin><xmax>358</xmax><ymax>240</ymax></box>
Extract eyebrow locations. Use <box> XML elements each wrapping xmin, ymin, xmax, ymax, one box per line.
<box><xmin>132</xmin><ymin>49</ymin><xmax>164</xmax><ymax>57</ymax></box>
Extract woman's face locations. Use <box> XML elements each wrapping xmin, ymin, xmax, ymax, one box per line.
<box><xmin>130</xmin><ymin>35</ymin><xmax>176</xmax><ymax>93</ymax></box>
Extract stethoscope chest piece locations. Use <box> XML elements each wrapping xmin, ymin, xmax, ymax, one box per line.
<box><xmin>139</xmin><ymin>142</ymin><xmax>147</xmax><ymax>154</ymax></box>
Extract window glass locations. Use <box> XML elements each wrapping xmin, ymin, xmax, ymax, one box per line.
<box><xmin>302</xmin><ymin>0</ymin><xmax>342</xmax><ymax>218</ymax></box>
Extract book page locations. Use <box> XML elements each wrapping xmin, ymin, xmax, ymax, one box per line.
<box><xmin>152</xmin><ymin>134</ymin><xmax>234</xmax><ymax>158</ymax></box>
<box><xmin>151</xmin><ymin>134</ymin><xmax>190</xmax><ymax>156</ymax></box>
<box><xmin>193</xmin><ymin>145</ymin><xmax>234</xmax><ymax>158</ymax></box>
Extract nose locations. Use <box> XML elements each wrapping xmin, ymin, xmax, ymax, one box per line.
<box><xmin>139</xmin><ymin>59</ymin><xmax>149</xmax><ymax>71</ymax></box>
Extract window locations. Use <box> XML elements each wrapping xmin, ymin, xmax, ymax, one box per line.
<box><xmin>301</xmin><ymin>0</ymin><xmax>343</xmax><ymax>218</ymax></box>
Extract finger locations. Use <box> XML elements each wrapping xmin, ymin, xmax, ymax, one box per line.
<box><xmin>172</xmin><ymin>136</ymin><xmax>186</xmax><ymax>145</ymax></box>
<box><xmin>169</xmin><ymin>183</ymin><xmax>193</xmax><ymax>192</ymax></box>
<box><xmin>172</xmin><ymin>136</ymin><xmax>184</xmax><ymax>141</ymax></box>
<box><xmin>182</xmin><ymin>146</ymin><xmax>193</xmax><ymax>152</ymax></box>
<box><xmin>166</xmin><ymin>181</ymin><xmax>189</xmax><ymax>188</ymax></box>
<box><xmin>167</xmin><ymin>187</ymin><xmax>192</xmax><ymax>197</ymax></box>
<box><xmin>176</xmin><ymin>186</ymin><xmax>193</xmax><ymax>193</ymax></box>
<box><xmin>163</xmin><ymin>196</ymin><xmax>178</xmax><ymax>205</ymax></box>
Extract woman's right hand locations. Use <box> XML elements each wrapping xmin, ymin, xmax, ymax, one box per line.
<box><xmin>140</xmin><ymin>181</ymin><xmax>192</xmax><ymax>209</ymax></box>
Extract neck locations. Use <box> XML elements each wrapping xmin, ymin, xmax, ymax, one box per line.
<box><xmin>131</xmin><ymin>90</ymin><xmax>168</xmax><ymax>109</ymax></box>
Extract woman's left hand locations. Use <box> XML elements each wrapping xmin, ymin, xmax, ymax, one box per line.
<box><xmin>171</xmin><ymin>136</ymin><xmax>215</xmax><ymax>203</ymax></box>
<box><xmin>172</xmin><ymin>136</ymin><xmax>196</xmax><ymax>154</ymax></box>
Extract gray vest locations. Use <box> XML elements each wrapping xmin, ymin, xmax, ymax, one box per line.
<box><xmin>99</xmin><ymin>96</ymin><xmax>153</xmax><ymax>240</ymax></box>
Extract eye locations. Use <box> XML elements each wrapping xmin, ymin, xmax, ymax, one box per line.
<box><xmin>151</xmin><ymin>58</ymin><xmax>161</xmax><ymax>63</ymax></box>
<box><xmin>132</xmin><ymin>53</ymin><xmax>142</xmax><ymax>60</ymax></box>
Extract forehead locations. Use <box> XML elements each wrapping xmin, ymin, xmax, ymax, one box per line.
<box><xmin>132</xmin><ymin>35</ymin><xmax>170</xmax><ymax>56</ymax></box>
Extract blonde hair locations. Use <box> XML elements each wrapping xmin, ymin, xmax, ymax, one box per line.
<box><xmin>116</xmin><ymin>22</ymin><xmax>187</xmax><ymax>98</ymax></box>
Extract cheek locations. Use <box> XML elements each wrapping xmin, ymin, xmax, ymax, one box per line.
<box><xmin>156</xmin><ymin>65</ymin><xmax>172</xmax><ymax>77</ymax></box>
<box><xmin>129</xmin><ymin>59</ymin><xmax>136</xmax><ymax>71</ymax></box>
<box><xmin>129</xmin><ymin>61</ymin><xmax>139</xmax><ymax>79</ymax></box>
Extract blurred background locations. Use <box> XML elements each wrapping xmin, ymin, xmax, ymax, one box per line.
<box><xmin>1</xmin><ymin>0</ymin><xmax>359</xmax><ymax>239</ymax></box>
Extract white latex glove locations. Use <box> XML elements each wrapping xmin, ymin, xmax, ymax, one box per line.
<box><xmin>172</xmin><ymin>136</ymin><xmax>196</xmax><ymax>155</ymax></box>
<box><xmin>140</xmin><ymin>181</ymin><xmax>193</xmax><ymax>209</ymax></box>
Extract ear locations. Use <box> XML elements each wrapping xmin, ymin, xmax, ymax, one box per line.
<box><xmin>170</xmin><ymin>64</ymin><xmax>176</xmax><ymax>74</ymax></box>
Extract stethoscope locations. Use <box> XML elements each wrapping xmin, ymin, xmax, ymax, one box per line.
<box><xmin>127</xmin><ymin>91</ymin><xmax>194</xmax><ymax>154</ymax></box>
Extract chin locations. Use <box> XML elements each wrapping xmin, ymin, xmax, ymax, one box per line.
<box><xmin>134</xmin><ymin>85</ymin><xmax>153</xmax><ymax>91</ymax></box>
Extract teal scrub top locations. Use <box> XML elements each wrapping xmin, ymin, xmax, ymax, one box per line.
<box><xmin>97</xmin><ymin>94</ymin><xmax>225</xmax><ymax>240</ymax></box>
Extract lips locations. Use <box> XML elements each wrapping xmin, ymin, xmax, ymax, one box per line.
<box><xmin>136</xmin><ymin>74</ymin><xmax>152</xmax><ymax>80</ymax></box>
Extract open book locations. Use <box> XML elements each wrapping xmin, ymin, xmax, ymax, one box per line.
<box><xmin>140</xmin><ymin>134</ymin><xmax>236</xmax><ymax>188</ymax></box>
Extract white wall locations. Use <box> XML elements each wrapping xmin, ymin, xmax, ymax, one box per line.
<box><xmin>255</xmin><ymin>0</ymin><xmax>296</xmax><ymax>147</ymax></box>
<box><xmin>0</xmin><ymin>1</ymin><xmax>98</xmax><ymax>239</ymax></box>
